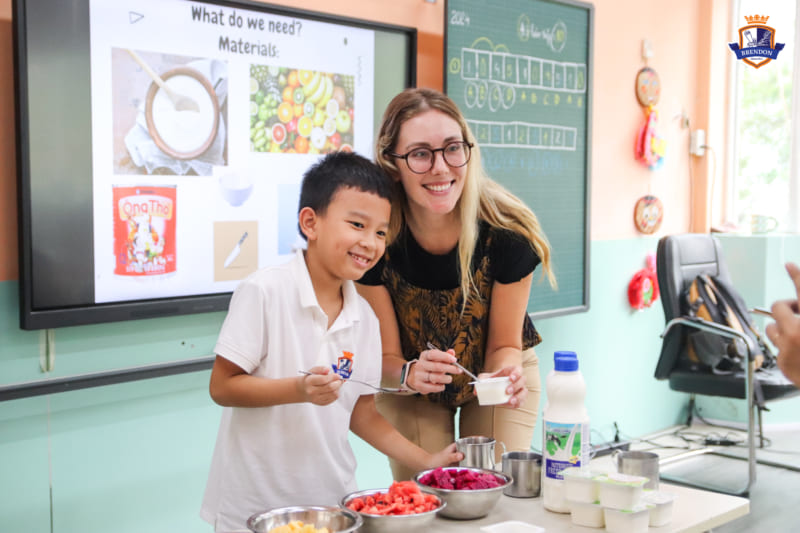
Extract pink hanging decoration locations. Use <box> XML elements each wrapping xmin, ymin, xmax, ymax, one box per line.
<box><xmin>635</xmin><ymin>106</ymin><xmax>666</xmax><ymax>170</ymax></box>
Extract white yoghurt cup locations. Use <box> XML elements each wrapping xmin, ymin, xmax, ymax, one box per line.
<box><xmin>569</xmin><ymin>500</ymin><xmax>605</xmax><ymax>528</ymax></box>
<box><xmin>643</xmin><ymin>490</ymin><xmax>676</xmax><ymax>527</ymax></box>
<box><xmin>472</xmin><ymin>377</ymin><xmax>512</xmax><ymax>405</ymax></box>
<box><xmin>597</xmin><ymin>472</ymin><xmax>648</xmax><ymax>510</ymax></box>
<box><xmin>603</xmin><ymin>505</ymin><xmax>650</xmax><ymax>533</ymax></box>
<box><xmin>562</xmin><ymin>467</ymin><xmax>604</xmax><ymax>503</ymax></box>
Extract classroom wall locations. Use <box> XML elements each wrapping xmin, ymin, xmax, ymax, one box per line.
<box><xmin>1</xmin><ymin>1</ymin><xmax>798</xmax><ymax>533</ymax></box>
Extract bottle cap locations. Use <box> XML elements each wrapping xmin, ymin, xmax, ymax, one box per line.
<box><xmin>554</xmin><ymin>350</ymin><xmax>579</xmax><ymax>371</ymax></box>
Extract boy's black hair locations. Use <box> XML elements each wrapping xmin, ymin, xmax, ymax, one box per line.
<box><xmin>297</xmin><ymin>151</ymin><xmax>392</xmax><ymax>240</ymax></box>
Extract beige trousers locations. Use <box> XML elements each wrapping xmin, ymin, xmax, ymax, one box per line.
<box><xmin>376</xmin><ymin>348</ymin><xmax>541</xmax><ymax>481</ymax></box>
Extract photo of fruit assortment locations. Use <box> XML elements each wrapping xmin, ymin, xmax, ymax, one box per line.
<box><xmin>250</xmin><ymin>64</ymin><xmax>354</xmax><ymax>154</ymax></box>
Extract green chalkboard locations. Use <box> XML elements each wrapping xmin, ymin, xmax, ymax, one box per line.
<box><xmin>445</xmin><ymin>0</ymin><xmax>593</xmax><ymax>317</ymax></box>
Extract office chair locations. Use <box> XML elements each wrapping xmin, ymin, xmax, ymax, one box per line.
<box><xmin>654</xmin><ymin>233</ymin><xmax>799</xmax><ymax>496</ymax></box>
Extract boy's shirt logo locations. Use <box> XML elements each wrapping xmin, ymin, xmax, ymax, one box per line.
<box><xmin>332</xmin><ymin>351</ymin><xmax>354</xmax><ymax>378</ymax></box>
<box><xmin>728</xmin><ymin>15</ymin><xmax>785</xmax><ymax>69</ymax></box>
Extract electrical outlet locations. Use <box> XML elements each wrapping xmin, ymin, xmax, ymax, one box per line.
<box><xmin>690</xmin><ymin>129</ymin><xmax>706</xmax><ymax>156</ymax></box>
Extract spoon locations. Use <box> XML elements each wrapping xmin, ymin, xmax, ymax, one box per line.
<box><xmin>126</xmin><ymin>49</ymin><xmax>200</xmax><ymax>112</ymax></box>
<box><xmin>426</xmin><ymin>342</ymin><xmax>481</xmax><ymax>382</ymax></box>
<box><xmin>298</xmin><ymin>371</ymin><xmax>408</xmax><ymax>394</ymax></box>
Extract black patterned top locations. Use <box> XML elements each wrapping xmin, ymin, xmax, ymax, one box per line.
<box><xmin>359</xmin><ymin>221</ymin><xmax>542</xmax><ymax>407</ymax></box>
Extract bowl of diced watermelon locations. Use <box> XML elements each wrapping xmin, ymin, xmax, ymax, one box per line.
<box><xmin>341</xmin><ymin>480</ymin><xmax>445</xmax><ymax>532</ymax></box>
<box><xmin>414</xmin><ymin>466</ymin><xmax>512</xmax><ymax>520</ymax></box>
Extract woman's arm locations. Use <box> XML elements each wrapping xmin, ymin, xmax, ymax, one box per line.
<box><xmin>357</xmin><ymin>283</ymin><xmax>459</xmax><ymax>393</ymax></box>
<box><xmin>209</xmin><ymin>356</ymin><xmax>342</xmax><ymax>408</ymax></box>
<box><xmin>482</xmin><ymin>272</ymin><xmax>534</xmax><ymax>407</ymax></box>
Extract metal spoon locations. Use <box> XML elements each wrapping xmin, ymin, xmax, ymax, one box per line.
<box><xmin>298</xmin><ymin>371</ymin><xmax>408</xmax><ymax>394</ymax></box>
<box><xmin>126</xmin><ymin>49</ymin><xmax>200</xmax><ymax>112</ymax></box>
<box><xmin>426</xmin><ymin>342</ymin><xmax>481</xmax><ymax>382</ymax></box>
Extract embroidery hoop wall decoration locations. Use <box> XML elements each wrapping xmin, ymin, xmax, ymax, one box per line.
<box><xmin>636</xmin><ymin>66</ymin><xmax>660</xmax><ymax>107</ymax></box>
<box><xmin>634</xmin><ymin>194</ymin><xmax>664</xmax><ymax>234</ymax></box>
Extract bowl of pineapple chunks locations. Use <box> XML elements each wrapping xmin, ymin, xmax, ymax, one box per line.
<box><xmin>247</xmin><ymin>505</ymin><xmax>362</xmax><ymax>533</ymax></box>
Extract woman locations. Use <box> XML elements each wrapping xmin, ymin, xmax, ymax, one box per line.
<box><xmin>357</xmin><ymin>88</ymin><xmax>556</xmax><ymax>480</ymax></box>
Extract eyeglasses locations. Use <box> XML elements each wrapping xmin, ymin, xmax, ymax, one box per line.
<box><xmin>386</xmin><ymin>141</ymin><xmax>473</xmax><ymax>174</ymax></box>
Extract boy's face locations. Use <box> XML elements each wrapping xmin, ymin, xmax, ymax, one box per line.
<box><xmin>304</xmin><ymin>187</ymin><xmax>391</xmax><ymax>281</ymax></box>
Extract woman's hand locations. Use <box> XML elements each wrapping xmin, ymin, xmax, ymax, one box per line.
<box><xmin>408</xmin><ymin>347</ymin><xmax>462</xmax><ymax>394</ymax></box>
<box><xmin>298</xmin><ymin>366</ymin><xmax>342</xmax><ymax>406</ymax></box>
<box><xmin>425</xmin><ymin>442</ymin><xmax>464</xmax><ymax>470</ymax></box>
<box><xmin>477</xmin><ymin>365</ymin><xmax>527</xmax><ymax>408</ymax></box>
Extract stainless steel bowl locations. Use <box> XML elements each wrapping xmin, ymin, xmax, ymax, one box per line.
<box><xmin>246</xmin><ymin>505</ymin><xmax>362</xmax><ymax>533</ymax></box>
<box><xmin>414</xmin><ymin>466</ymin><xmax>512</xmax><ymax>520</ymax></box>
<box><xmin>340</xmin><ymin>487</ymin><xmax>444</xmax><ymax>533</ymax></box>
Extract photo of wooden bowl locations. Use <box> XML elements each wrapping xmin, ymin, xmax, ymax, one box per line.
<box><xmin>144</xmin><ymin>66</ymin><xmax>220</xmax><ymax>160</ymax></box>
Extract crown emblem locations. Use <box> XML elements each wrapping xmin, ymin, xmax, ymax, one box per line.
<box><xmin>744</xmin><ymin>15</ymin><xmax>769</xmax><ymax>24</ymax></box>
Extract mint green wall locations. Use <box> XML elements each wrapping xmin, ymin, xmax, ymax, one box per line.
<box><xmin>1</xmin><ymin>236</ymin><xmax>798</xmax><ymax>533</ymax></box>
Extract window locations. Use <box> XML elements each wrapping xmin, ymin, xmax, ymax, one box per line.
<box><xmin>729</xmin><ymin>0</ymin><xmax>798</xmax><ymax>233</ymax></box>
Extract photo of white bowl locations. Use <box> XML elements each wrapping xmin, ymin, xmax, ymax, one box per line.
<box><xmin>219</xmin><ymin>173</ymin><xmax>253</xmax><ymax>207</ymax></box>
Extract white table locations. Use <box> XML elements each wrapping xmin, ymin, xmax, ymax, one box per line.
<box><xmin>429</xmin><ymin>483</ymin><xmax>749</xmax><ymax>533</ymax></box>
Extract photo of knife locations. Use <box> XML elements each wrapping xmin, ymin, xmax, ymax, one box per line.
<box><xmin>223</xmin><ymin>231</ymin><xmax>248</xmax><ymax>268</ymax></box>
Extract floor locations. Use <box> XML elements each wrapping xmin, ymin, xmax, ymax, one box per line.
<box><xmin>634</xmin><ymin>423</ymin><xmax>800</xmax><ymax>532</ymax></box>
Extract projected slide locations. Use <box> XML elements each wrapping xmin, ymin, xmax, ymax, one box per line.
<box><xmin>88</xmin><ymin>0</ymin><xmax>375</xmax><ymax>303</ymax></box>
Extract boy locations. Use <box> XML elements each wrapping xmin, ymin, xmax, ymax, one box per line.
<box><xmin>200</xmin><ymin>152</ymin><xmax>462</xmax><ymax>532</ymax></box>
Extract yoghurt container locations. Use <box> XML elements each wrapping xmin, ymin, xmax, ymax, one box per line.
<box><xmin>569</xmin><ymin>500</ymin><xmax>605</xmax><ymax>528</ymax></box>
<box><xmin>597</xmin><ymin>473</ymin><xmax>648</xmax><ymax>510</ymax></box>
<box><xmin>643</xmin><ymin>490</ymin><xmax>676</xmax><ymax>527</ymax></box>
<box><xmin>472</xmin><ymin>377</ymin><xmax>512</xmax><ymax>405</ymax></box>
<box><xmin>604</xmin><ymin>505</ymin><xmax>650</xmax><ymax>533</ymax></box>
<box><xmin>562</xmin><ymin>467</ymin><xmax>604</xmax><ymax>503</ymax></box>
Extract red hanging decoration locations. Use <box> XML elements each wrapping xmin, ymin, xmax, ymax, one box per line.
<box><xmin>628</xmin><ymin>252</ymin><xmax>660</xmax><ymax>310</ymax></box>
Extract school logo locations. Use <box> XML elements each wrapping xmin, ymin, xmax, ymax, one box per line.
<box><xmin>728</xmin><ymin>15</ymin><xmax>785</xmax><ymax>69</ymax></box>
<box><xmin>332</xmin><ymin>350</ymin><xmax>354</xmax><ymax>379</ymax></box>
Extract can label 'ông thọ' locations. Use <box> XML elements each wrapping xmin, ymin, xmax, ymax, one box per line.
<box><xmin>113</xmin><ymin>185</ymin><xmax>176</xmax><ymax>276</ymax></box>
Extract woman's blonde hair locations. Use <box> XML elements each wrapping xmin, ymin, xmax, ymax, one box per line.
<box><xmin>375</xmin><ymin>88</ymin><xmax>556</xmax><ymax>303</ymax></box>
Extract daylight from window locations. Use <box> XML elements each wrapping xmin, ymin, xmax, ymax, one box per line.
<box><xmin>731</xmin><ymin>0</ymin><xmax>797</xmax><ymax>233</ymax></box>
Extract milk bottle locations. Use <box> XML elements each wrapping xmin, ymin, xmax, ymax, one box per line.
<box><xmin>541</xmin><ymin>350</ymin><xmax>590</xmax><ymax>513</ymax></box>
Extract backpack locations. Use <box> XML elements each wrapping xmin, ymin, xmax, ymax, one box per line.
<box><xmin>683</xmin><ymin>274</ymin><xmax>775</xmax><ymax>375</ymax></box>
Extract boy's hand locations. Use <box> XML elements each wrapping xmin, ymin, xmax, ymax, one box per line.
<box><xmin>298</xmin><ymin>366</ymin><xmax>342</xmax><ymax>406</ymax></box>
<box><xmin>425</xmin><ymin>442</ymin><xmax>464</xmax><ymax>470</ymax></box>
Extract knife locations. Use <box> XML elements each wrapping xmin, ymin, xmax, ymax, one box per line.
<box><xmin>223</xmin><ymin>232</ymin><xmax>248</xmax><ymax>268</ymax></box>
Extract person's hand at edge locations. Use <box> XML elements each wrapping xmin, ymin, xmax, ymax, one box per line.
<box><xmin>766</xmin><ymin>262</ymin><xmax>800</xmax><ymax>387</ymax></box>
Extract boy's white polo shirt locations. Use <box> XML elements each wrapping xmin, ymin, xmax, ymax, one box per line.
<box><xmin>201</xmin><ymin>250</ymin><xmax>382</xmax><ymax>532</ymax></box>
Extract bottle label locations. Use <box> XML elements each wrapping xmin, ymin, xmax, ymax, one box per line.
<box><xmin>543</xmin><ymin>420</ymin><xmax>589</xmax><ymax>480</ymax></box>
